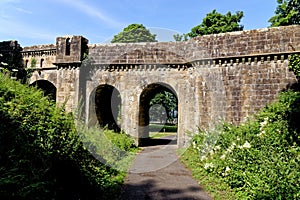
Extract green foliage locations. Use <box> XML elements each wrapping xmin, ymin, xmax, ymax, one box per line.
<box><xmin>173</xmin><ymin>33</ymin><xmax>189</xmax><ymax>42</ymax></box>
<box><xmin>269</xmin><ymin>0</ymin><xmax>300</xmax><ymax>27</ymax></box>
<box><xmin>111</xmin><ymin>24</ymin><xmax>157</xmax><ymax>43</ymax></box>
<box><xmin>30</xmin><ymin>57</ymin><xmax>37</xmax><ymax>68</ymax></box>
<box><xmin>188</xmin><ymin>9</ymin><xmax>244</xmax><ymax>38</ymax></box>
<box><xmin>289</xmin><ymin>54</ymin><xmax>300</xmax><ymax>78</ymax></box>
<box><xmin>150</xmin><ymin>91</ymin><xmax>177</xmax><ymax>123</ymax></box>
<box><xmin>183</xmin><ymin>91</ymin><xmax>300</xmax><ymax>199</ymax></box>
<box><xmin>0</xmin><ymin>73</ymin><xmax>136</xmax><ymax>199</ymax></box>
<box><xmin>80</xmin><ymin>127</ymin><xmax>138</xmax><ymax>172</ymax></box>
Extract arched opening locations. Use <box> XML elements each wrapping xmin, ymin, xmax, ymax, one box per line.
<box><xmin>30</xmin><ymin>80</ymin><xmax>56</xmax><ymax>102</ymax></box>
<box><xmin>40</xmin><ymin>59</ymin><xmax>44</xmax><ymax>68</ymax></box>
<box><xmin>92</xmin><ymin>85</ymin><xmax>121</xmax><ymax>132</ymax></box>
<box><xmin>25</xmin><ymin>60</ymin><xmax>29</xmax><ymax>68</ymax></box>
<box><xmin>66</xmin><ymin>38</ymin><xmax>71</xmax><ymax>56</ymax></box>
<box><xmin>139</xmin><ymin>83</ymin><xmax>178</xmax><ymax>146</ymax></box>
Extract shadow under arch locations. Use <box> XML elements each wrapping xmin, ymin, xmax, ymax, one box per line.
<box><xmin>89</xmin><ymin>84</ymin><xmax>122</xmax><ymax>132</ymax></box>
<box><xmin>30</xmin><ymin>80</ymin><xmax>56</xmax><ymax>102</ymax></box>
<box><xmin>139</xmin><ymin>82</ymin><xmax>178</xmax><ymax>147</ymax></box>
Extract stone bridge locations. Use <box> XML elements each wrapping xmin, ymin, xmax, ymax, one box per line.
<box><xmin>22</xmin><ymin>25</ymin><xmax>300</xmax><ymax>147</ymax></box>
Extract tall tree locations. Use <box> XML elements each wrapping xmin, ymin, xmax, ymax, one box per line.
<box><xmin>111</xmin><ymin>24</ymin><xmax>157</xmax><ymax>43</ymax></box>
<box><xmin>150</xmin><ymin>91</ymin><xmax>178</xmax><ymax>123</ymax></box>
<box><xmin>269</xmin><ymin>0</ymin><xmax>300</xmax><ymax>27</ymax></box>
<box><xmin>188</xmin><ymin>9</ymin><xmax>244</xmax><ymax>38</ymax></box>
<box><xmin>270</xmin><ymin>0</ymin><xmax>300</xmax><ymax>87</ymax></box>
<box><xmin>173</xmin><ymin>33</ymin><xmax>189</xmax><ymax>42</ymax></box>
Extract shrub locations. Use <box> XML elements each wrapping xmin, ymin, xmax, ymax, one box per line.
<box><xmin>79</xmin><ymin>126</ymin><xmax>138</xmax><ymax>172</ymax></box>
<box><xmin>187</xmin><ymin>91</ymin><xmax>300</xmax><ymax>199</ymax></box>
<box><xmin>0</xmin><ymin>73</ymin><xmax>135</xmax><ymax>199</ymax></box>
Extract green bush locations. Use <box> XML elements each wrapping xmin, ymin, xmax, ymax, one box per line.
<box><xmin>79</xmin><ymin>126</ymin><xmax>138</xmax><ymax>172</ymax></box>
<box><xmin>186</xmin><ymin>91</ymin><xmax>300</xmax><ymax>199</ymax></box>
<box><xmin>289</xmin><ymin>54</ymin><xmax>300</xmax><ymax>78</ymax></box>
<box><xmin>0</xmin><ymin>73</ymin><xmax>135</xmax><ymax>199</ymax></box>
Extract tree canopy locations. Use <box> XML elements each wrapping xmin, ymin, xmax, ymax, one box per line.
<box><xmin>173</xmin><ymin>33</ymin><xmax>189</xmax><ymax>42</ymax></box>
<box><xmin>188</xmin><ymin>9</ymin><xmax>244</xmax><ymax>38</ymax></box>
<box><xmin>150</xmin><ymin>91</ymin><xmax>178</xmax><ymax>123</ymax></box>
<box><xmin>111</xmin><ymin>24</ymin><xmax>157</xmax><ymax>43</ymax></box>
<box><xmin>269</xmin><ymin>0</ymin><xmax>300</xmax><ymax>27</ymax></box>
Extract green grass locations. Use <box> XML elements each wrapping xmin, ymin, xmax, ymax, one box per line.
<box><xmin>180</xmin><ymin>148</ymin><xmax>237</xmax><ymax>200</ymax></box>
<box><xmin>149</xmin><ymin>123</ymin><xmax>177</xmax><ymax>132</ymax></box>
<box><xmin>149</xmin><ymin>123</ymin><xmax>177</xmax><ymax>139</ymax></box>
<box><xmin>79</xmin><ymin>127</ymin><xmax>140</xmax><ymax>172</ymax></box>
<box><xmin>149</xmin><ymin>132</ymin><xmax>177</xmax><ymax>139</ymax></box>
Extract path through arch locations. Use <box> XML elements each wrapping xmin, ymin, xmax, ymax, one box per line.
<box><xmin>138</xmin><ymin>83</ymin><xmax>178</xmax><ymax>146</ymax></box>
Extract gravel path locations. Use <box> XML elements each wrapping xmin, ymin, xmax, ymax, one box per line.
<box><xmin>118</xmin><ymin>136</ymin><xmax>212</xmax><ymax>200</ymax></box>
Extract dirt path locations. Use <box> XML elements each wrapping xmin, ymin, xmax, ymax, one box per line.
<box><xmin>118</xmin><ymin>136</ymin><xmax>212</xmax><ymax>200</ymax></box>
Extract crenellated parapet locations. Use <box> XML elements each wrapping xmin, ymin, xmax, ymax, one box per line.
<box><xmin>85</xmin><ymin>25</ymin><xmax>300</xmax><ymax>71</ymax></box>
<box><xmin>19</xmin><ymin>25</ymin><xmax>300</xmax><ymax>71</ymax></box>
<box><xmin>22</xmin><ymin>44</ymin><xmax>56</xmax><ymax>69</ymax></box>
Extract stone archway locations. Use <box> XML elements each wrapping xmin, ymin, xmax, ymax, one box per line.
<box><xmin>90</xmin><ymin>84</ymin><xmax>122</xmax><ymax>132</ymax></box>
<box><xmin>30</xmin><ymin>80</ymin><xmax>57</xmax><ymax>101</ymax></box>
<box><xmin>138</xmin><ymin>83</ymin><xmax>178</xmax><ymax>146</ymax></box>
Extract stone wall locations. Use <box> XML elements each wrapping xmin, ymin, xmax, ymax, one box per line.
<box><xmin>88</xmin><ymin>25</ymin><xmax>300</xmax><ymax>65</ymax></box>
<box><xmin>22</xmin><ymin>44</ymin><xmax>56</xmax><ymax>69</ymax></box>
<box><xmin>20</xmin><ymin>25</ymin><xmax>300</xmax><ymax>146</ymax></box>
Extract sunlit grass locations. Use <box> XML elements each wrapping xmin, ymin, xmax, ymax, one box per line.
<box><xmin>149</xmin><ymin>132</ymin><xmax>177</xmax><ymax>139</ymax></box>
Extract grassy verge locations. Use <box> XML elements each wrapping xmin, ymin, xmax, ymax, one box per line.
<box><xmin>79</xmin><ymin>127</ymin><xmax>139</xmax><ymax>172</ymax></box>
<box><xmin>149</xmin><ymin>123</ymin><xmax>177</xmax><ymax>132</ymax></box>
<box><xmin>180</xmin><ymin>148</ymin><xmax>237</xmax><ymax>200</ymax></box>
<box><xmin>149</xmin><ymin>132</ymin><xmax>177</xmax><ymax>139</ymax></box>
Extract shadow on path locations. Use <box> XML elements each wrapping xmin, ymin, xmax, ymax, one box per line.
<box><xmin>118</xmin><ymin>135</ymin><xmax>212</xmax><ymax>200</ymax></box>
<box><xmin>119</xmin><ymin>178</ymin><xmax>209</xmax><ymax>200</ymax></box>
<box><xmin>140</xmin><ymin>137</ymin><xmax>177</xmax><ymax>147</ymax></box>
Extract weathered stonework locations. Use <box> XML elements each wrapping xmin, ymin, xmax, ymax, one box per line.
<box><xmin>18</xmin><ymin>25</ymin><xmax>300</xmax><ymax>147</ymax></box>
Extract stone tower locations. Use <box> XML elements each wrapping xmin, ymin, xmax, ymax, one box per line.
<box><xmin>55</xmin><ymin>36</ymin><xmax>88</xmax><ymax>67</ymax></box>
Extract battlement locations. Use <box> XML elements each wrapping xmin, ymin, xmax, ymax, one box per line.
<box><xmin>17</xmin><ymin>25</ymin><xmax>300</xmax><ymax>68</ymax></box>
<box><xmin>87</xmin><ymin>25</ymin><xmax>300</xmax><ymax>65</ymax></box>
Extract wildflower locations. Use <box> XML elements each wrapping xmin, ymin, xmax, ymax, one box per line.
<box><xmin>260</xmin><ymin>117</ymin><xmax>269</xmax><ymax>130</ymax></box>
<box><xmin>222</xmin><ymin>166</ymin><xmax>231</xmax><ymax>176</ymax></box>
<box><xmin>200</xmin><ymin>155</ymin><xmax>206</xmax><ymax>161</ymax></box>
<box><xmin>257</xmin><ymin>130</ymin><xmax>265</xmax><ymax>137</ymax></box>
<box><xmin>228</xmin><ymin>142</ymin><xmax>236</xmax><ymax>152</ymax></box>
<box><xmin>220</xmin><ymin>154</ymin><xmax>226</xmax><ymax>160</ymax></box>
<box><xmin>225</xmin><ymin>166</ymin><xmax>231</xmax><ymax>172</ymax></box>
<box><xmin>242</xmin><ymin>141</ymin><xmax>251</xmax><ymax>149</ymax></box>
<box><xmin>192</xmin><ymin>141</ymin><xmax>197</xmax><ymax>149</ymax></box>
<box><xmin>204</xmin><ymin>162</ymin><xmax>214</xmax><ymax>170</ymax></box>
<box><xmin>214</xmin><ymin>145</ymin><xmax>221</xmax><ymax>151</ymax></box>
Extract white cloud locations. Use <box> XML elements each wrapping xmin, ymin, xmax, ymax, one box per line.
<box><xmin>15</xmin><ymin>7</ymin><xmax>32</xmax><ymax>14</ymax></box>
<box><xmin>0</xmin><ymin>0</ymin><xmax>19</xmax><ymax>5</ymax></box>
<box><xmin>58</xmin><ymin>0</ymin><xmax>123</xmax><ymax>28</ymax></box>
<box><xmin>0</xmin><ymin>17</ymin><xmax>58</xmax><ymax>45</ymax></box>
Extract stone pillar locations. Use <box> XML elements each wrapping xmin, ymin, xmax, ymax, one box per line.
<box><xmin>56</xmin><ymin>67</ymin><xmax>80</xmax><ymax>112</ymax></box>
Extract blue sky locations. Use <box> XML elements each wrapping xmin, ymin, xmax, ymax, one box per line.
<box><xmin>1</xmin><ymin>0</ymin><xmax>278</xmax><ymax>46</ymax></box>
